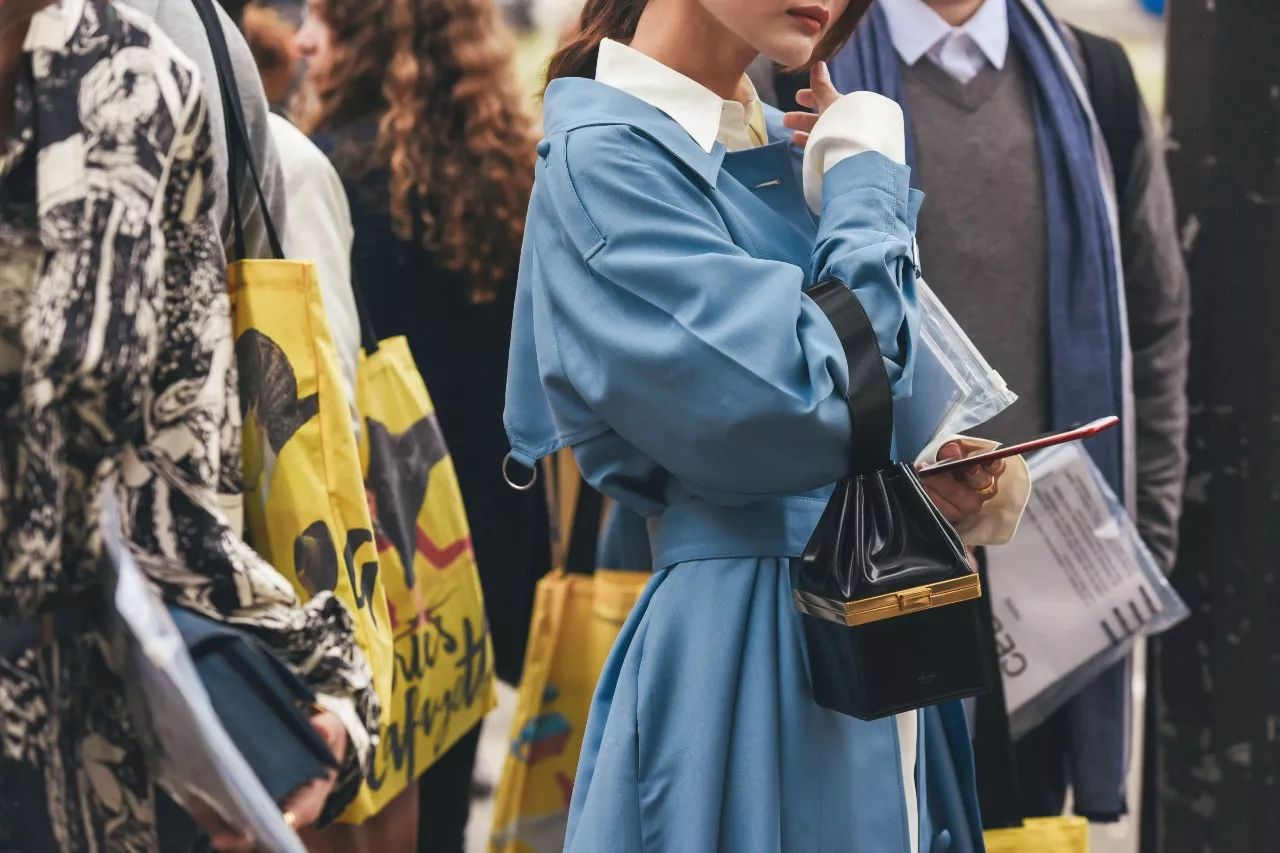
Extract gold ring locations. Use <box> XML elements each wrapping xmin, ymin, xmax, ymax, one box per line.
<box><xmin>977</xmin><ymin>482</ymin><xmax>997</xmax><ymax>498</ymax></box>
<box><xmin>283</xmin><ymin>810</ymin><xmax>297</xmax><ymax>829</ymax></box>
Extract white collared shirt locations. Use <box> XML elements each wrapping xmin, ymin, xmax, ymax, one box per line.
<box><xmin>595</xmin><ymin>38</ymin><xmax>762</xmax><ymax>152</ymax></box>
<box><xmin>593</xmin><ymin>38</ymin><xmax>907</xmax><ymax>214</ymax></box>
<box><xmin>879</xmin><ymin>0</ymin><xmax>1009</xmax><ymax>84</ymax></box>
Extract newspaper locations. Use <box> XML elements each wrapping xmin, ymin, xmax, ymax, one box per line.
<box><xmin>985</xmin><ymin>443</ymin><xmax>1188</xmax><ymax>737</ymax></box>
<box><xmin>99</xmin><ymin>497</ymin><xmax>306</xmax><ymax>853</ymax></box>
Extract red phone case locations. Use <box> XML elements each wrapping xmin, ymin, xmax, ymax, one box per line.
<box><xmin>917</xmin><ymin>416</ymin><xmax>1120</xmax><ymax>477</ymax></box>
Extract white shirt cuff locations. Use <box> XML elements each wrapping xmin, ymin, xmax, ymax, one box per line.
<box><xmin>802</xmin><ymin>91</ymin><xmax>907</xmax><ymax>213</ymax></box>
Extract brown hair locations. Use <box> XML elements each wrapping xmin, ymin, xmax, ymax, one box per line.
<box><xmin>243</xmin><ymin>5</ymin><xmax>299</xmax><ymax>106</ymax></box>
<box><xmin>546</xmin><ymin>0</ymin><xmax>872</xmax><ymax>84</ymax></box>
<box><xmin>297</xmin><ymin>0</ymin><xmax>536</xmax><ymax>302</ymax></box>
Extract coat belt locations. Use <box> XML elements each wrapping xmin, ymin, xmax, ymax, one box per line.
<box><xmin>647</xmin><ymin>492</ymin><xmax>831</xmax><ymax>571</ymax></box>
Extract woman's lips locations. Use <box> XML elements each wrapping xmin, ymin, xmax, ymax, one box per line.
<box><xmin>788</xmin><ymin>5</ymin><xmax>830</xmax><ymax>36</ymax></box>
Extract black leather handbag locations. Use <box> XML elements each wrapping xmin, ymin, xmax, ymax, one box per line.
<box><xmin>792</xmin><ymin>280</ymin><xmax>993</xmax><ymax>720</ymax></box>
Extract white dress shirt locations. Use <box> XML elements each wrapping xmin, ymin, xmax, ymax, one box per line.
<box><xmin>879</xmin><ymin>0</ymin><xmax>1010</xmax><ymax>83</ymax></box>
<box><xmin>595</xmin><ymin>37</ymin><xmax>767</xmax><ymax>152</ymax></box>
<box><xmin>594</xmin><ymin>38</ymin><xmax>908</xmax><ymax>215</ymax></box>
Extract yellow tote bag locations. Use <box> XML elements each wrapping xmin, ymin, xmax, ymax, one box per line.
<box><xmin>230</xmin><ymin>258</ymin><xmax>395</xmax><ymax>721</ymax></box>
<box><xmin>984</xmin><ymin>816</ymin><xmax>1090</xmax><ymax>852</ymax></box>
<box><xmin>346</xmin><ymin>333</ymin><xmax>496</xmax><ymax>820</ymax></box>
<box><xmin>490</xmin><ymin>474</ymin><xmax>650</xmax><ymax>853</ymax></box>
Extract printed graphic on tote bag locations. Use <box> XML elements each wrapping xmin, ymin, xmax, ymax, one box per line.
<box><xmin>237</xmin><ymin>329</ymin><xmax>320</xmax><ymax>506</ymax></box>
<box><xmin>364</xmin><ymin>415</ymin><xmax>451</xmax><ymax>590</ymax></box>
<box><xmin>354</xmin><ymin>337</ymin><xmax>496</xmax><ymax>817</ymax></box>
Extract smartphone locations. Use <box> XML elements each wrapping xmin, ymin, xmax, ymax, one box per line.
<box><xmin>916</xmin><ymin>416</ymin><xmax>1120</xmax><ymax>478</ymax></box>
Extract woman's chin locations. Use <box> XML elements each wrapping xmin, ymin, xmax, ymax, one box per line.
<box><xmin>758</xmin><ymin>38</ymin><xmax>821</xmax><ymax>72</ymax></box>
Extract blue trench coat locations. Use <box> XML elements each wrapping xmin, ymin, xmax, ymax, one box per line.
<box><xmin>505</xmin><ymin>77</ymin><xmax>985</xmax><ymax>852</ymax></box>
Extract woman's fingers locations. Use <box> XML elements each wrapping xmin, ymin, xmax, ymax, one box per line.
<box><xmin>187</xmin><ymin>797</ymin><xmax>253</xmax><ymax>852</ymax></box>
<box><xmin>925</xmin><ymin>473</ymin><xmax>986</xmax><ymax>519</ymax></box>
<box><xmin>266</xmin><ymin>710</ymin><xmax>347</xmax><ymax>835</ymax></box>
<box><xmin>310</xmin><ymin>710</ymin><xmax>349</xmax><ymax>766</ymax></box>
<box><xmin>922</xmin><ymin>480</ymin><xmax>963</xmax><ymax>523</ymax></box>
<box><xmin>958</xmin><ymin>463</ymin><xmax>995</xmax><ymax>492</ymax></box>
<box><xmin>280</xmin><ymin>774</ymin><xmax>335</xmax><ymax>831</ymax></box>
<box><xmin>782</xmin><ymin>111</ymin><xmax>819</xmax><ymax>132</ymax></box>
<box><xmin>948</xmin><ymin>484</ymin><xmax>985</xmax><ymax>517</ymax></box>
<box><xmin>809</xmin><ymin>61</ymin><xmax>840</xmax><ymax>111</ymax></box>
<box><xmin>208</xmin><ymin>831</ymin><xmax>256</xmax><ymax>853</ymax></box>
<box><xmin>786</xmin><ymin>64</ymin><xmax>843</xmax><ymax>143</ymax></box>
<box><xmin>782</xmin><ymin>111</ymin><xmax>818</xmax><ymax>148</ymax></box>
<box><xmin>928</xmin><ymin>493</ymin><xmax>963</xmax><ymax>523</ymax></box>
<box><xmin>934</xmin><ymin>441</ymin><xmax>1005</xmax><ymax>500</ymax></box>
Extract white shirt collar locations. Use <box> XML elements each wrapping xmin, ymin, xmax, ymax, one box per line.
<box><xmin>878</xmin><ymin>0</ymin><xmax>1009</xmax><ymax>75</ymax></box>
<box><xmin>595</xmin><ymin>38</ymin><xmax>761</xmax><ymax>153</ymax></box>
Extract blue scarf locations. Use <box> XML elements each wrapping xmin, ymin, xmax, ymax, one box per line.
<box><xmin>830</xmin><ymin>1</ymin><xmax>1135</xmax><ymax>820</ymax></box>
<box><xmin>830</xmin><ymin>0</ymin><xmax>1129</xmax><ymax>499</ymax></box>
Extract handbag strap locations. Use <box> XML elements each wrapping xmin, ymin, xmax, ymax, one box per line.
<box><xmin>807</xmin><ymin>279</ymin><xmax>894</xmax><ymax>475</ymax></box>
<box><xmin>190</xmin><ymin>0</ymin><xmax>284</xmax><ymax>262</ymax></box>
<box><xmin>565</xmin><ymin>480</ymin><xmax>604</xmax><ymax>575</ymax></box>
<box><xmin>349</xmin><ymin>270</ymin><xmax>381</xmax><ymax>354</ymax></box>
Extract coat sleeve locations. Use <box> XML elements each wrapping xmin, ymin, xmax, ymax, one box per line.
<box><xmin>1123</xmin><ymin>107</ymin><xmax>1191</xmax><ymax>571</ymax></box>
<box><xmin>536</xmin><ymin>126</ymin><xmax>920</xmax><ymax>495</ymax></box>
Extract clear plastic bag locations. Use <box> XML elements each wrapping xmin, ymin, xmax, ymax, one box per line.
<box><xmin>985</xmin><ymin>443</ymin><xmax>1189</xmax><ymax>737</ymax></box>
<box><xmin>896</xmin><ymin>278</ymin><xmax>1019</xmax><ymax>461</ymax></box>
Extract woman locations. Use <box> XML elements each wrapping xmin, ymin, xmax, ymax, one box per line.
<box><xmin>294</xmin><ymin>0</ymin><xmax>548</xmax><ymax>848</ymax></box>
<box><xmin>243</xmin><ymin>3</ymin><xmax>302</xmax><ymax>108</ymax></box>
<box><xmin>0</xmin><ymin>1</ymin><xmax>377</xmax><ymax>850</ymax></box>
<box><xmin>504</xmin><ymin>0</ymin><xmax>1027</xmax><ymax>850</ymax></box>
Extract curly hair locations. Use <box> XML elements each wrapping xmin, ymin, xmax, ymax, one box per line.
<box><xmin>297</xmin><ymin>0</ymin><xmax>536</xmax><ymax>302</ymax></box>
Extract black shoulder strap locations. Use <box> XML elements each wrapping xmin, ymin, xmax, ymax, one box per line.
<box><xmin>565</xmin><ymin>481</ymin><xmax>604</xmax><ymax>575</ymax></box>
<box><xmin>190</xmin><ymin>0</ymin><xmax>284</xmax><ymax>261</ymax></box>
<box><xmin>1071</xmin><ymin>25</ymin><xmax>1143</xmax><ymax>202</ymax></box>
<box><xmin>348</xmin><ymin>270</ymin><xmax>381</xmax><ymax>354</ymax></box>
<box><xmin>807</xmin><ymin>279</ymin><xmax>893</xmax><ymax>475</ymax></box>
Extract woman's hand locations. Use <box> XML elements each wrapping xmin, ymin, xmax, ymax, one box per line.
<box><xmin>919</xmin><ymin>440</ymin><xmax>1007</xmax><ymax>524</ymax></box>
<box><xmin>190</xmin><ymin>710</ymin><xmax>349</xmax><ymax>850</ymax></box>
<box><xmin>187</xmin><ymin>796</ymin><xmax>253</xmax><ymax>852</ymax></box>
<box><xmin>278</xmin><ymin>710</ymin><xmax>349</xmax><ymax>832</ymax></box>
<box><xmin>782</xmin><ymin>61</ymin><xmax>840</xmax><ymax>148</ymax></box>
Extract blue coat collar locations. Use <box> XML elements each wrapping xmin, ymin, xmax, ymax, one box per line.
<box><xmin>543</xmin><ymin>78</ymin><xmax>728</xmax><ymax>188</ymax></box>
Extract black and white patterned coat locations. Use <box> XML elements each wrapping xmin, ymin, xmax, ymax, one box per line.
<box><xmin>0</xmin><ymin>2</ymin><xmax>379</xmax><ymax>849</ymax></box>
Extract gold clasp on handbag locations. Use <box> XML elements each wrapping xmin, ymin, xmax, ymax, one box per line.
<box><xmin>896</xmin><ymin>587</ymin><xmax>933</xmax><ymax>613</ymax></box>
<box><xmin>793</xmin><ymin>574</ymin><xmax>982</xmax><ymax>627</ymax></box>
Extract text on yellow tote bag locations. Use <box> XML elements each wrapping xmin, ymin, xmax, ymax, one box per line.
<box><xmin>347</xmin><ymin>332</ymin><xmax>496</xmax><ymax>820</ymax></box>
